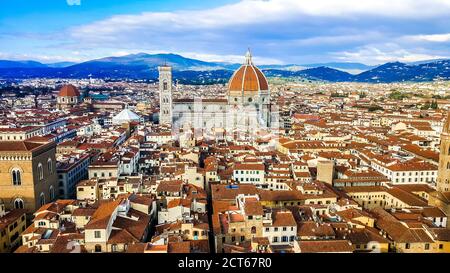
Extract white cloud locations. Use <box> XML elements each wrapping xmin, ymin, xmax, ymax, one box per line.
<box><xmin>0</xmin><ymin>52</ymin><xmax>87</xmax><ymax>63</ymax></box>
<box><xmin>70</xmin><ymin>0</ymin><xmax>450</xmax><ymax>42</ymax></box>
<box><xmin>62</xmin><ymin>0</ymin><xmax>450</xmax><ymax>65</ymax></box>
<box><xmin>181</xmin><ymin>52</ymin><xmax>283</xmax><ymax>64</ymax></box>
<box><xmin>405</xmin><ymin>33</ymin><xmax>450</xmax><ymax>43</ymax></box>
<box><xmin>4</xmin><ymin>0</ymin><xmax>450</xmax><ymax>65</ymax></box>
<box><xmin>333</xmin><ymin>45</ymin><xmax>448</xmax><ymax>65</ymax></box>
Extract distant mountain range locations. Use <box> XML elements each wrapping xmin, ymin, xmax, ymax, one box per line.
<box><xmin>0</xmin><ymin>53</ymin><xmax>449</xmax><ymax>83</ymax></box>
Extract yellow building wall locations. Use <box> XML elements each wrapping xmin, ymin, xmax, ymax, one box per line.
<box><xmin>0</xmin><ymin>145</ymin><xmax>58</xmax><ymax>214</ymax></box>
<box><xmin>0</xmin><ymin>212</ymin><xmax>27</xmax><ymax>253</ymax></box>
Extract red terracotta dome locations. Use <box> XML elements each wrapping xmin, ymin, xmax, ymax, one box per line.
<box><xmin>58</xmin><ymin>84</ymin><xmax>80</xmax><ymax>97</ymax></box>
<box><xmin>228</xmin><ymin>50</ymin><xmax>269</xmax><ymax>96</ymax></box>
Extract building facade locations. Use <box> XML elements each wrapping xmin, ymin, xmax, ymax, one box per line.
<box><xmin>429</xmin><ymin>112</ymin><xmax>450</xmax><ymax>226</ymax></box>
<box><xmin>159</xmin><ymin>51</ymin><xmax>279</xmax><ymax>139</ymax></box>
<box><xmin>57</xmin><ymin>154</ymin><xmax>90</xmax><ymax>199</ymax></box>
<box><xmin>437</xmin><ymin>113</ymin><xmax>450</xmax><ymax>192</ymax></box>
<box><xmin>0</xmin><ymin>201</ymin><xmax>27</xmax><ymax>252</ymax></box>
<box><xmin>0</xmin><ymin>140</ymin><xmax>58</xmax><ymax>214</ymax></box>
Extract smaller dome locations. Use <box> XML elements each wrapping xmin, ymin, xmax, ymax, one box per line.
<box><xmin>112</xmin><ymin>109</ymin><xmax>141</xmax><ymax>125</ymax></box>
<box><xmin>58</xmin><ymin>84</ymin><xmax>80</xmax><ymax>97</ymax></box>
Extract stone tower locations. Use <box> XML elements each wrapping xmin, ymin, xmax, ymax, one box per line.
<box><xmin>428</xmin><ymin>111</ymin><xmax>450</xmax><ymax>228</ymax></box>
<box><xmin>437</xmin><ymin>112</ymin><xmax>450</xmax><ymax>192</ymax></box>
<box><xmin>159</xmin><ymin>65</ymin><xmax>173</xmax><ymax>126</ymax></box>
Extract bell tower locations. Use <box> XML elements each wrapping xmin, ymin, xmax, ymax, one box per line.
<box><xmin>437</xmin><ymin>112</ymin><xmax>450</xmax><ymax>192</ymax></box>
<box><xmin>429</xmin><ymin>111</ymin><xmax>450</xmax><ymax>228</ymax></box>
<box><xmin>159</xmin><ymin>65</ymin><xmax>173</xmax><ymax>126</ymax></box>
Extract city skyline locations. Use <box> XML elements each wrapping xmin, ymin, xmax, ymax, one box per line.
<box><xmin>1</xmin><ymin>0</ymin><xmax>450</xmax><ymax>65</ymax></box>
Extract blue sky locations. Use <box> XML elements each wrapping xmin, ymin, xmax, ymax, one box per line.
<box><xmin>1</xmin><ymin>0</ymin><xmax>450</xmax><ymax>65</ymax></box>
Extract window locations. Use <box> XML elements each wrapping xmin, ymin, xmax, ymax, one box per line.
<box><xmin>49</xmin><ymin>186</ymin><xmax>55</xmax><ymax>200</ymax></box>
<box><xmin>94</xmin><ymin>231</ymin><xmax>101</xmax><ymax>238</ymax></box>
<box><xmin>163</xmin><ymin>81</ymin><xmax>168</xmax><ymax>91</ymax></box>
<box><xmin>39</xmin><ymin>193</ymin><xmax>45</xmax><ymax>207</ymax></box>
<box><xmin>111</xmin><ymin>244</ymin><xmax>118</xmax><ymax>252</ymax></box>
<box><xmin>38</xmin><ymin>163</ymin><xmax>44</xmax><ymax>180</ymax></box>
<box><xmin>425</xmin><ymin>243</ymin><xmax>430</xmax><ymax>250</ymax></box>
<box><xmin>14</xmin><ymin>199</ymin><xmax>24</xmax><ymax>209</ymax></box>
<box><xmin>273</xmin><ymin>237</ymin><xmax>278</xmax><ymax>243</ymax></box>
<box><xmin>47</xmin><ymin>159</ymin><xmax>53</xmax><ymax>174</ymax></box>
<box><xmin>405</xmin><ymin>243</ymin><xmax>410</xmax><ymax>249</ymax></box>
<box><xmin>12</xmin><ymin>169</ymin><xmax>22</xmax><ymax>186</ymax></box>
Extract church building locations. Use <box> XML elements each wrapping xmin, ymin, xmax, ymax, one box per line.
<box><xmin>158</xmin><ymin>50</ymin><xmax>279</xmax><ymax>139</ymax></box>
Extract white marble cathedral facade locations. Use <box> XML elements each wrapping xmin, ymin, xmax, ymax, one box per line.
<box><xmin>158</xmin><ymin>51</ymin><xmax>279</xmax><ymax>140</ymax></box>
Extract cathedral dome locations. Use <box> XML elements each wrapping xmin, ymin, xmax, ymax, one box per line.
<box><xmin>58</xmin><ymin>84</ymin><xmax>80</xmax><ymax>97</ymax></box>
<box><xmin>228</xmin><ymin>50</ymin><xmax>269</xmax><ymax>96</ymax></box>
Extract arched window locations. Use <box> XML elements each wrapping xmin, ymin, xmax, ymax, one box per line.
<box><xmin>251</xmin><ymin>226</ymin><xmax>257</xmax><ymax>234</ymax></box>
<box><xmin>49</xmin><ymin>186</ymin><xmax>55</xmax><ymax>201</ymax></box>
<box><xmin>38</xmin><ymin>163</ymin><xmax>44</xmax><ymax>180</ymax></box>
<box><xmin>47</xmin><ymin>158</ymin><xmax>53</xmax><ymax>174</ymax></box>
<box><xmin>12</xmin><ymin>169</ymin><xmax>22</xmax><ymax>186</ymax></box>
<box><xmin>163</xmin><ymin>81</ymin><xmax>168</xmax><ymax>91</ymax></box>
<box><xmin>39</xmin><ymin>193</ymin><xmax>45</xmax><ymax>207</ymax></box>
<box><xmin>14</xmin><ymin>198</ymin><xmax>24</xmax><ymax>209</ymax></box>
